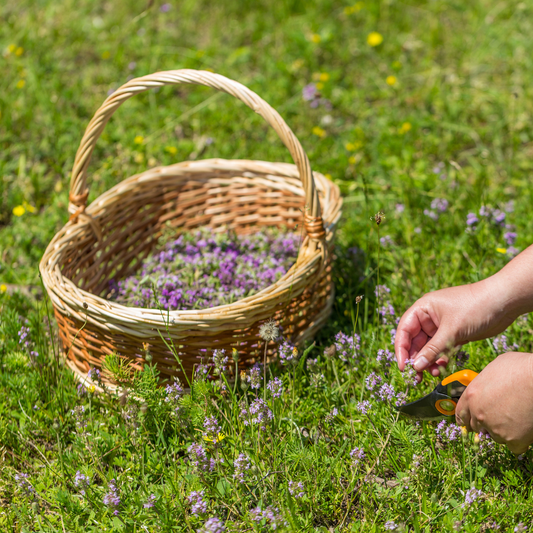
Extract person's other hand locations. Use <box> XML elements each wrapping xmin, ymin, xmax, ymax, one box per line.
<box><xmin>394</xmin><ymin>279</ymin><xmax>517</xmax><ymax>379</ymax></box>
<box><xmin>456</xmin><ymin>352</ymin><xmax>533</xmax><ymax>454</ymax></box>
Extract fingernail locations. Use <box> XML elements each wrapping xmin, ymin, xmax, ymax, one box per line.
<box><xmin>413</xmin><ymin>356</ymin><xmax>428</xmax><ymax>371</ymax></box>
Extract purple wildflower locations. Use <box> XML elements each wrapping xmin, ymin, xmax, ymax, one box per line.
<box><xmin>212</xmin><ymin>349</ymin><xmax>228</xmax><ymax>373</ymax></box>
<box><xmin>165</xmin><ymin>381</ymin><xmax>183</xmax><ymax>415</ymax></box>
<box><xmin>267</xmin><ymin>377</ymin><xmax>283</xmax><ymax>398</ymax></box>
<box><xmin>456</xmin><ymin>350</ymin><xmax>470</xmax><ymax>368</ymax></box>
<box><xmin>424</xmin><ymin>208</ymin><xmax>439</xmax><ymax>221</ymax></box>
<box><xmin>87</xmin><ymin>367</ymin><xmax>101</xmax><ymax>381</ymax></box>
<box><xmin>160</xmin><ymin>3</ymin><xmax>171</xmax><ymax>12</ymax></box>
<box><xmin>436</xmin><ymin>421</ymin><xmax>462</xmax><ymax>442</ymax></box>
<box><xmin>378</xmin><ymin>382</ymin><xmax>396</xmax><ymax>402</ymax></box>
<box><xmin>324</xmin><ymin>407</ymin><xmax>339</xmax><ymax>424</ymax></box>
<box><xmin>507</xmin><ymin>246</ymin><xmax>519</xmax><ymax>257</ymax></box>
<box><xmin>395</xmin><ymin>203</ymin><xmax>405</xmax><ymax>214</ymax></box>
<box><xmin>431</xmin><ymin>198</ymin><xmax>449</xmax><ymax>212</ymax></box>
<box><xmin>462</xmin><ymin>488</ymin><xmax>483</xmax><ymax>507</ymax></box>
<box><xmin>515</xmin><ymin>524</ymin><xmax>528</xmax><ymax>532</ymax></box>
<box><xmin>390</xmin><ymin>328</ymin><xmax>397</xmax><ymax>345</ymax></box>
<box><xmin>402</xmin><ymin>359</ymin><xmax>418</xmax><ymax>387</ymax></box>
<box><xmin>143</xmin><ymin>494</ymin><xmax>156</xmax><ymax>508</ymax></box>
<box><xmin>198</xmin><ymin>517</ymin><xmax>225</xmax><ymax>533</ymax></box>
<box><xmin>376</xmin><ymin>348</ymin><xmax>394</xmax><ymax>367</ymax></box>
<box><xmin>350</xmin><ymin>447</ymin><xmax>365</xmax><ymax>466</ymax></box>
<box><xmin>18</xmin><ymin>326</ymin><xmax>30</xmax><ymax>346</ymax></box>
<box><xmin>203</xmin><ymin>416</ymin><xmax>222</xmax><ymax>440</ymax></box>
<box><xmin>356</xmin><ymin>400</ymin><xmax>371</xmax><ymax>415</ymax></box>
<box><xmin>504</xmin><ymin>232</ymin><xmax>517</xmax><ymax>246</ymax></box>
<box><xmin>385</xmin><ymin>522</ymin><xmax>399</xmax><ymax>531</ymax></box>
<box><xmin>380</xmin><ymin>235</ymin><xmax>393</xmax><ymax>247</ymax></box>
<box><xmin>334</xmin><ymin>331</ymin><xmax>361</xmax><ymax>362</ymax></box>
<box><xmin>74</xmin><ymin>471</ymin><xmax>90</xmax><ymax>496</ymax></box>
<box><xmin>246</xmin><ymin>364</ymin><xmax>263</xmax><ymax>389</ymax></box>
<box><xmin>15</xmin><ymin>473</ymin><xmax>35</xmax><ymax>497</ymax></box>
<box><xmin>466</xmin><ymin>212</ymin><xmax>479</xmax><ymax>227</ymax></box>
<box><xmin>288</xmin><ymin>481</ymin><xmax>305</xmax><ymax>498</ymax></box>
<box><xmin>251</xmin><ymin>506</ymin><xmax>285</xmax><ymax>529</ymax></box>
<box><xmin>365</xmin><ymin>372</ymin><xmax>383</xmax><ymax>392</ymax></box>
<box><xmin>279</xmin><ymin>341</ymin><xmax>298</xmax><ymax>365</ymax></box>
<box><xmin>128</xmin><ymin>61</ymin><xmax>137</xmax><ymax>70</ymax></box>
<box><xmin>103</xmin><ymin>479</ymin><xmax>120</xmax><ymax>515</ymax></box>
<box><xmin>233</xmin><ymin>453</ymin><xmax>251</xmax><ymax>483</ymax></box>
<box><xmin>240</xmin><ymin>398</ymin><xmax>273</xmax><ymax>430</ymax></box>
<box><xmin>188</xmin><ymin>443</ymin><xmax>215</xmax><ymax>473</ymax></box>
<box><xmin>505</xmin><ymin>200</ymin><xmax>515</xmax><ymax>213</ymax></box>
<box><xmin>188</xmin><ymin>490</ymin><xmax>207</xmax><ymax>515</ymax></box>
<box><xmin>492</xmin><ymin>334</ymin><xmax>518</xmax><ymax>353</ymax></box>
<box><xmin>302</xmin><ymin>83</ymin><xmax>317</xmax><ymax>101</ymax></box>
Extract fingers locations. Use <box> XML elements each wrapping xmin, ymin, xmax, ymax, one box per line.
<box><xmin>395</xmin><ymin>306</ymin><xmax>436</xmax><ymax>370</ymax></box>
<box><xmin>413</xmin><ymin>329</ymin><xmax>454</xmax><ymax>372</ymax></box>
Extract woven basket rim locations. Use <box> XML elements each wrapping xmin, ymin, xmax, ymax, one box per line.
<box><xmin>40</xmin><ymin>159</ymin><xmax>341</xmax><ymax>327</ymax></box>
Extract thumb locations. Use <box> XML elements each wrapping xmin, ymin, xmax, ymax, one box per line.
<box><xmin>413</xmin><ymin>328</ymin><xmax>454</xmax><ymax>372</ymax></box>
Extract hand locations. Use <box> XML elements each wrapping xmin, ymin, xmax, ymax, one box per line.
<box><xmin>456</xmin><ymin>352</ymin><xmax>533</xmax><ymax>454</ymax></box>
<box><xmin>394</xmin><ymin>279</ymin><xmax>517</xmax><ymax>379</ymax></box>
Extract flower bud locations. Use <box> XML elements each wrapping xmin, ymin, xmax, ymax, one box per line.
<box><xmin>461</xmin><ymin>426</ymin><xmax>468</xmax><ymax>442</ymax></box>
<box><xmin>232</xmin><ymin>347</ymin><xmax>239</xmax><ymax>363</ymax></box>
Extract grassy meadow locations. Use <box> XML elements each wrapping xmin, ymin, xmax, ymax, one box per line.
<box><xmin>2</xmin><ymin>0</ymin><xmax>533</xmax><ymax>530</ymax></box>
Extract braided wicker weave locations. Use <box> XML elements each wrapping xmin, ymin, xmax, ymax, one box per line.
<box><xmin>40</xmin><ymin>70</ymin><xmax>342</xmax><ymax>388</ymax></box>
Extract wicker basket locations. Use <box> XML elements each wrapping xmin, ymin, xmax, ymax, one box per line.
<box><xmin>40</xmin><ymin>70</ymin><xmax>342</xmax><ymax>388</ymax></box>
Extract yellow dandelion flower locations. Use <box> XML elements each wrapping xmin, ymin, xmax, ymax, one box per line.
<box><xmin>13</xmin><ymin>205</ymin><xmax>25</xmax><ymax>217</ymax></box>
<box><xmin>88</xmin><ymin>384</ymin><xmax>96</xmax><ymax>394</ymax></box>
<box><xmin>134</xmin><ymin>135</ymin><xmax>144</xmax><ymax>145</ymax></box>
<box><xmin>203</xmin><ymin>433</ymin><xmax>226</xmax><ymax>443</ymax></box>
<box><xmin>15</xmin><ymin>47</ymin><xmax>24</xmax><ymax>56</ymax></box>
<box><xmin>312</xmin><ymin>126</ymin><xmax>326</xmax><ymax>138</ymax></box>
<box><xmin>165</xmin><ymin>146</ymin><xmax>178</xmax><ymax>155</ymax></box>
<box><xmin>292</xmin><ymin>347</ymin><xmax>298</xmax><ymax>356</ymax></box>
<box><xmin>348</xmin><ymin>155</ymin><xmax>357</xmax><ymax>164</ymax></box>
<box><xmin>0</xmin><ymin>284</ymin><xmax>7</xmax><ymax>293</ymax></box>
<box><xmin>23</xmin><ymin>201</ymin><xmax>36</xmax><ymax>213</ymax></box>
<box><xmin>324</xmin><ymin>173</ymin><xmax>333</xmax><ymax>180</ymax></box>
<box><xmin>101</xmin><ymin>50</ymin><xmax>111</xmax><ymax>60</ymax></box>
<box><xmin>311</xmin><ymin>33</ymin><xmax>321</xmax><ymax>43</ymax></box>
<box><xmin>8</xmin><ymin>44</ymin><xmax>16</xmax><ymax>54</ymax></box>
<box><xmin>16</xmin><ymin>79</ymin><xmax>25</xmax><ymax>89</ymax></box>
<box><xmin>496</xmin><ymin>247</ymin><xmax>507</xmax><ymax>254</ymax></box>
<box><xmin>386</xmin><ymin>75</ymin><xmax>397</xmax><ymax>86</ymax></box>
<box><xmin>319</xmin><ymin>72</ymin><xmax>330</xmax><ymax>82</ymax></box>
<box><xmin>399</xmin><ymin>122</ymin><xmax>412</xmax><ymax>134</ymax></box>
<box><xmin>367</xmin><ymin>32</ymin><xmax>383</xmax><ymax>47</ymax></box>
<box><xmin>316</xmin><ymin>82</ymin><xmax>324</xmax><ymax>90</ymax></box>
<box><xmin>345</xmin><ymin>140</ymin><xmax>363</xmax><ymax>151</ymax></box>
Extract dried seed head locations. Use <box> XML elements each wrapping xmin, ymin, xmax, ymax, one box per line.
<box><xmin>259</xmin><ymin>319</ymin><xmax>279</xmax><ymax>342</ymax></box>
<box><xmin>371</xmin><ymin>211</ymin><xmax>386</xmax><ymax>225</ymax></box>
<box><xmin>355</xmin><ymin>295</ymin><xmax>363</xmax><ymax>304</ymax></box>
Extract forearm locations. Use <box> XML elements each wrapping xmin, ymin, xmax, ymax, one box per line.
<box><xmin>488</xmin><ymin>244</ymin><xmax>533</xmax><ymax>318</ymax></box>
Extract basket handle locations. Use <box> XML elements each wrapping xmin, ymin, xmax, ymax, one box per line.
<box><xmin>68</xmin><ymin>69</ymin><xmax>325</xmax><ymax>241</ymax></box>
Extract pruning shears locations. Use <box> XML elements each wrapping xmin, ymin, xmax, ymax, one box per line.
<box><xmin>397</xmin><ymin>369</ymin><xmax>479</xmax><ymax>420</ymax></box>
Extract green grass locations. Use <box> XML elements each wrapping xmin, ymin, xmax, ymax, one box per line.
<box><xmin>2</xmin><ymin>0</ymin><xmax>533</xmax><ymax>530</ymax></box>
